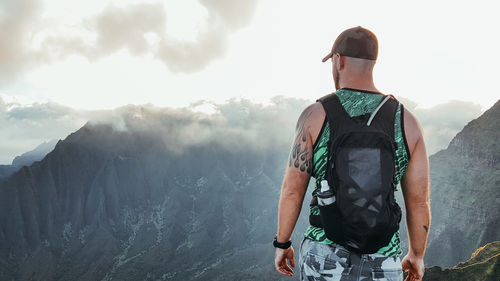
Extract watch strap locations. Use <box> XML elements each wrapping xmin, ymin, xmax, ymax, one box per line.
<box><xmin>273</xmin><ymin>236</ymin><xmax>292</xmax><ymax>249</ymax></box>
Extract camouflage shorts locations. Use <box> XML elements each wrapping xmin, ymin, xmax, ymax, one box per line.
<box><xmin>299</xmin><ymin>237</ymin><xmax>403</xmax><ymax>281</ymax></box>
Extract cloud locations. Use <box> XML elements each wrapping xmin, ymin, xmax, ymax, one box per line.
<box><xmin>198</xmin><ymin>0</ymin><xmax>259</xmax><ymax>30</ymax></box>
<box><xmin>0</xmin><ymin>94</ymin><xmax>487</xmax><ymax>165</ymax></box>
<box><xmin>0</xmin><ymin>96</ymin><xmax>89</xmax><ymax>164</ymax></box>
<box><xmin>0</xmin><ymin>0</ymin><xmax>42</xmax><ymax>84</ymax></box>
<box><xmin>0</xmin><ymin>0</ymin><xmax>259</xmax><ymax>84</ymax></box>
<box><xmin>38</xmin><ymin>2</ymin><xmax>167</xmax><ymax>60</ymax></box>
<box><xmin>397</xmin><ymin>97</ymin><xmax>484</xmax><ymax>155</ymax></box>
<box><xmin>85</xmin><ymin>95</ymin><xmax>304</xmax><ymax>156</ymax></box>
<box><xmin>0</xmin><ymin>94</ymin><xmax>307</xmax><ymax>164</ymax></box>
<box><xmin>7</xmin><ymin>101</ymin><xmax>74</xmax><ymax>120</ymax></box>
<box><xmin>94</xmin><ymin>3</ymin><xmax>166</xmax><ymax>56</ymax></box>
<box><xmin>156</xmin><ymin>24</ymin><xmax>228</xmax><ymax>72</ymax></box>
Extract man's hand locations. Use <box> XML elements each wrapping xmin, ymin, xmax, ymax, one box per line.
<box><xmin>400</xmin><ymin>107</ymin><xmax>430</xmax><ymax>281</ymax></box>
<box><xmin>401</xmin><ymin>253</ymin><xmax>424</xmax><ymax>281</ymax></box>
<box><xmin>274</xmin><ymin>246</ymin><xmax>295</xmax><ymax>276</ymax></box>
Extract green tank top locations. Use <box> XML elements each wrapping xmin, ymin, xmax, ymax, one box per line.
<box><xmin>303</xmin><ymin>88</ymin><xmax>411</xmax><ymax>257</ymax></box>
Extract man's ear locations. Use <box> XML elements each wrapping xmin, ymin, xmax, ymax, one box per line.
<box><xmin>338</xmin><ymin>55</ymin><xmax>345</xmax><ymax>70</ymax></box>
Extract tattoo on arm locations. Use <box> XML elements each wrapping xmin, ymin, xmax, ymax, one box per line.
<box><xmin>288</xmin><ymin>106</ymin><xmax>313</xmax><ymax>175</ymax></box>
<box><xmin>423</xmin><ymin>225</ymin><xmax>429</xmax><ymax>233</ymax></box>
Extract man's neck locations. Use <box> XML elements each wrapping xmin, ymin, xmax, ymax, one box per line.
<box><xmin>337</xmin><ymin>75</ymin><xmax>378</xmax><ymax>93</ymax></box>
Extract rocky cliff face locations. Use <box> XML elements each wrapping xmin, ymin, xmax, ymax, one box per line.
<box><xmin>425</xmin><ymin>99</ymin><xmax>500</xmax><ymax>267</ymax></box>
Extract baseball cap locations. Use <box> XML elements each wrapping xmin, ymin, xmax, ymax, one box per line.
<box><xmin>322</xmin><ymin>26</ymin><xmax>378</xmax><ymax>62</ymax></box>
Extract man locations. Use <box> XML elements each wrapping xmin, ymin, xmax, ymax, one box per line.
<box><xmin>273</xmin><ymin>26</ymin><xmax>431</xmax><ymax>281</ymax></box>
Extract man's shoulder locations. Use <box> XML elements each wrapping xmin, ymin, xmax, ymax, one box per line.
<box><xmin>296</xmin><ymin>102</ymin><xmax>326</xmax><ymax>146</ymax></box>
<box><xmin>299</xmin><ymin>102</ymin><xmax>325</xmax><ymax>125</ymax></box>
<box><xmin>402</xmin><ymin>106</ymin><xmax>423</xmax><ymax>155</ymax></box>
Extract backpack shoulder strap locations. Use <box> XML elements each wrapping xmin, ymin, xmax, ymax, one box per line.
<box><xmin>316</xmin><ymin>92</ymin><xmax>351</xmax><ymax>120</ymax></box>
<box><xmin>367</xmin><ymin>94</ymin><xmax>399</xmax><ymax>139</ymax></box>
<box><xmin>316</xmin><ymin>93</ymin><xmax>354</xmax><ymax>140</ymax></box>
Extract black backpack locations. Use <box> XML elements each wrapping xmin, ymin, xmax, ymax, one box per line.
<box><xmin>309</xmin><ymin>92</ymin><xmax>402</xmax><ymax>254</ymax></box>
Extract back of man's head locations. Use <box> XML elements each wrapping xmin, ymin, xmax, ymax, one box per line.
<box><xmin>322</xmin><ymin>26</ymin><xmax>379</xmax><ymax>63</ymax></box>
<box><xmin>322</xmin><ymin>26</ymin><xmax>379</xmax><ymax>86</ymax></box>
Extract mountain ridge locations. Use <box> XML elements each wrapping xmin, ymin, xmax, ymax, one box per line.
<box><xmin>424</xmin><ymin>98</ymin><xmax>500</xmax><ymax>267</ymax></box>
<box><xmin>0</xmin><ymin>139</ymin><xmax>58</xmax><ymax>179</ymax></box>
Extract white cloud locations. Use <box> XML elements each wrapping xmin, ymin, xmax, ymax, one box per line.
<box><xmin>0</xmin><ymin>95</ymin><xmax>301</xmax><ymax>163</ymax></box>
<box><xmin>0</xmin><ymin>0</ymin><xmax>42</xmax><ymax>85</ymax></box>
<box><xmin>2</xmin><ymin>0</ymin><xmax>499</xmax><ymax>111</ymax></box>
<box><xmin>0</xmin><ymin>0</ymin><xmax>259</xmax><ymax>84</ymax></box>
<box><xmin>0</xmin><ymin>94</ymin><xmax>490</xmax><ymax>164</ymax></box>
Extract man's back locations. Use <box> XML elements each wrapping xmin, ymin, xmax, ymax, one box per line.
<box><xmin>275</xmin><ymin>88</ymin><xmax>429</xmax><ymax>278</ymax></box>
<box><xmin>304</xmin><ymin>88</ymin><xmax>410</xmax><ymax>256</ymax></box>
<box><xmin>298</xmin><ymin>89</ymin><xmax>428</xmax><ymax>280</ymax></box>
<box><xmin>274</xmin><ymin>26</ymin><xmax>430</xmax><ymax>281</ymax></box>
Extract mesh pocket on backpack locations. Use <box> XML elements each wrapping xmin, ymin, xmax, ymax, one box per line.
<box><xmin>347</xmin><ymin>147</ymin><xmax>382</xmax><ymax>191</ymax></box>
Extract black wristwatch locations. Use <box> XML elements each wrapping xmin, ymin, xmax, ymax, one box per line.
<box><xmin>273</xmin><ymin>236</ymin><xmax>292</xmax><ymax>249</ymax></box>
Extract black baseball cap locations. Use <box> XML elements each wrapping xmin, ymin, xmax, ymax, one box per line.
<box><xmin>322</xmin><ymin>26</ymin><xmax>378</xmax><ymax>62</ymax></box>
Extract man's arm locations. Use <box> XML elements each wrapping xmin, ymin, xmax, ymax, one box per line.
<box><xmin>401</xmin><ymin>108</ymin><xmax>431</xmax><ymax>281</ymax></box>
<box><xmin>274</xmin><ymin>103</ymin><xmax>319</xmax><ymax>276</ymax></box>
<box><xmin>276</xmin><ymin>104</ymin><xmax>316</xmax><ymax>242</ymax></box>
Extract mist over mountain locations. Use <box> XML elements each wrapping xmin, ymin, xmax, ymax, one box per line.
<box><xmin>11</xmin><ymin>139</ymin><xmax>58</xmax><ymax>167</ymax></box>
<box><xmin>397</xmin><ymin>97</ymin><xmax>483</xmax><ymax>155</ymax></box>
<box><xmin>0</xmin><ymin>94</ymin><xmax>485</xmax><ymax>165</ymax></box>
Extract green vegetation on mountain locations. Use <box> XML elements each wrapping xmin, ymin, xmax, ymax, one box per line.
<box><xmin>423</xmin><ymin>241</ymin><xmax>500</xmax><ymax>281</ymax></box>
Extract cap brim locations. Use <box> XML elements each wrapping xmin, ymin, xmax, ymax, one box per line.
<box><xmin>322</xmin><ymin>51</ymin><xmax>333</xmax><ymax>63</ymax></box>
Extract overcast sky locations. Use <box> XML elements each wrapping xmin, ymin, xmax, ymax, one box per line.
<box><xmin>0</xmin><ymin>0</ymin><xmax>498</xmax><ymax>163</ymax></box>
